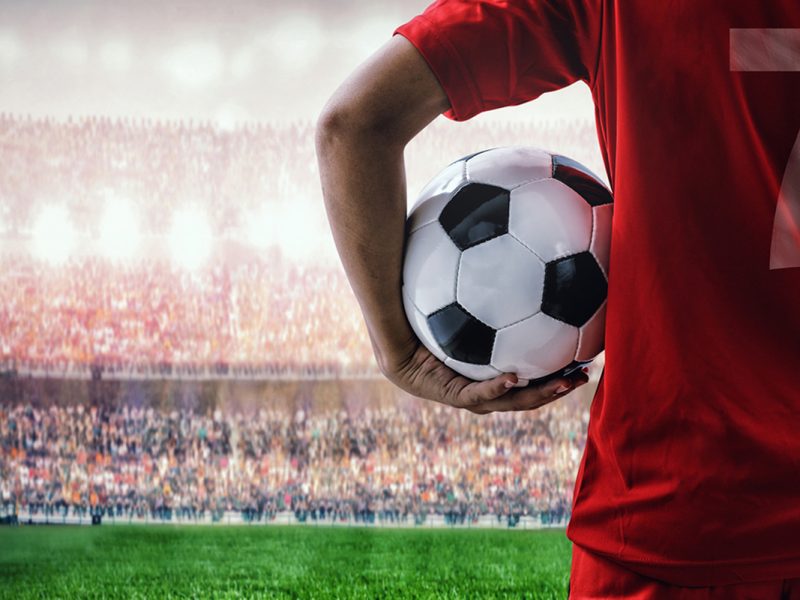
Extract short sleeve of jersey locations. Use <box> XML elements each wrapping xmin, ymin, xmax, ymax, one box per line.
<box><xmin>395</xmin><ymin>0</ymin><xmax>602</xmax><ymax>121</ymax></box>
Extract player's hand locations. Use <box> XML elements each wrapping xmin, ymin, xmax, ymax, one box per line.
<box><xmin>381</xmin><ymin>339</ymin><xmax>589</xmax><ymax>414</ymax></box>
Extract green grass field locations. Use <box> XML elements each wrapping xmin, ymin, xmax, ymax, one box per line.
<box><xmin>0</xmin><ymin>525</ymin><xmax>571</xmax><ymax>599</ymax></box>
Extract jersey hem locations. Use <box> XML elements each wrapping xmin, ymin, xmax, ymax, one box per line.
<box><xmin>394</xmin><ymin>16</ymin><xmax>484</xmax><ymax>121</ymax></box>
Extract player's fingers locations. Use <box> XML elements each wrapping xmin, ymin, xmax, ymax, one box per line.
<box><xmin>457</xmin><ymin>367</ymin><xmax>590</xmax><ymax>413</ymax></box>
<box><xmin>454</xmin><ymin>372</ymin><xmax>518</xmax><ymax>409</ymax></box>
<box><xmin>468</xmin><ymin>387</ymin><xmax>560</xmax><ymax>414</ymax></box>
<box><xmin>468</xmin><ymin>376</ymin><xmax>587</xmax><ymax>414</ymax></box>
<box><xmin>567</xmin><ymin>367</ymin><xmax>590</xmax><ymax>388</ymax></box>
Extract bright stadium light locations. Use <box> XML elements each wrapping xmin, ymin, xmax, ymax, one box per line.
<box><xmin>162</xmin><ymin>41</ymin><xmax>223</xmax><ymax>87</ymax></box>
<box><xmin>169</xmin><ymin>207</ymin><xmax>212</xmax><ymax>270</ymax></box>
<box><xmin>246</xmin><ymin>205</ymin><xmax>276</xmax><ymax>250</ymax></box>
<box><xmin>215</xmin><ymin>104</ymin><xmax>249</xmax><ymax>132</ymax></box>
<box><xmin>100</xmin><ymin>198</ymin><xmax>140</xmax><ymax>261</ymax></box>
<box><xmin>250</xmin><ymin>202</ymin><xmax>322</xmax><ymax>262</ymax></box>
<box><xmin>32</xmin><ymin>206</ymin><xmax>75</xmax><ymax>264</ymax></box>
<box><xmin>279</xmin><ymin>203</ymin><xmax>321</xmax><ymax>262</ymax></box>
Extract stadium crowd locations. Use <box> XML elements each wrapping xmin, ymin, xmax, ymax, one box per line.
<box><xmin>0</xmin><ymin>112</ymin><xmax>602</xmax><ymax>237</ymax></box>
<box><xmin>0</xmin><ymin>114</ymin><xmax>602</xmax><ymax>378</ymax></box>
<box><xmin>0</xmin><ymin>389</ymin><xmax>589</xmax><ymax>527</ymax></box>
<box><xmin>0</xmin><ymin>114</ymin><xmax>601</xmax><ymax>526</ymax></box>
<box><xmin>0</xmin><ymin>255</ymin><xmax>374</xmax><ymax>378</ymax></box>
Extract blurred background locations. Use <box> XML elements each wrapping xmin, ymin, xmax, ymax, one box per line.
<box><xmin>0</xmin><ymin>0</ymin><xmax>597</xmax><ymax>124</ymax></box>
<box><xmin>0</xmin><ymin>0</ymin><xmax>605</xmax><ymax>529</ymax></box>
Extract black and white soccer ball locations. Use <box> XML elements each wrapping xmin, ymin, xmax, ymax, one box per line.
<box><xmin>402</xmin><ymin>147</ymin><xmax>612</xmax><ymax>385</ymax></box>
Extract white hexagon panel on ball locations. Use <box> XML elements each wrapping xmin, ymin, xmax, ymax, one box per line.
<box><xmin>590</xmin><ymin>203</ymin><xmax>613</xmax><ymax>278</ymax></box>
<box><xmin>491</xmin><ymin>312</ymin><xmax>579</xmax><ymax>380</ymax></box>
<box><xmin>465</xmin><ymin>146</ymin><xmax>553</xmax><ymax>190</ymax></box>
<box><xmin>575</xmin><ymin>301</ymin><xmax>607</xmax><ymax>362</ymax></box>
<box><xmin>402</xmin><ymin>222</ymin><xmax>460</xmax><ymax>315</ymax></box>
<box><xmin>406</xmin><ymin>192</ymin><xmax>454</xmax><ymax>234</ymax></box>
<box><xmin>508</xmin><ymin>178</ymin><xmax>593</xmax><ymax>263</ymax></box>
<box><xmin>444</xmin><ymin>357</ymin><xmax>501</xmax><ymax>381</ymax></box>
<box><xmin>456</xmin><ymin>235</ymin><xmax>544</xmax><ymax>330</ymax></box>
<box><xmin>402</xmin><ymin>290</ymin><xmax>449</xmax><ymax>363</ymax></box>
<box><xmin>410</xmin><ymin>160</ymin><xmax>466</xmax><ymax>211</ymax></box>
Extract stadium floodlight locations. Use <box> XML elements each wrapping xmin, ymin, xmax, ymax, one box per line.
<box><xmin>277</xmin><ymin>202</ymin><xmax>321</xmax><ymax>263</ymax></box>
<box><xmin>215</xmin><ymin>104</ymin><xmax>248</xmax><ymax>132</ymax></box>
<box><xmin>162</xmin><ymin>42</ymin><xmax>223</xmax><ymax>87</ymax></box>
<box><xmin>32</xmin><ymin>205</ymin><xmax>75</xmax><ymax>264</ymax></box>
<box><xmin>99</xmin><ymin>197</ymin><xmax>140</xmax><ymax>261</ymax></box>
<box><xmin>246</xmin><ymin>205</ymin><xmax>274</xmax><ymax>250</ymax></box>
<box><xmin>169</xmin><ymin>207</ymin><xmax>212</xmax><ymax>270</ymax></box>
<box><xmin>247</xmin><ymin>202</ymin><xmax>322</xmax><ymax>262</ymax></box>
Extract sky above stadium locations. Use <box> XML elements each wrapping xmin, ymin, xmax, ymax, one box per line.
<box><xmin>0</xmin><ymin>0</ymin><xmax>595</xmax><ymax>125</ymax></box>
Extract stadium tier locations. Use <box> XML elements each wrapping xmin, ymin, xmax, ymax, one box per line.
<box><xmin>0</xmin><ymin>113</ymin><xmax>600</xmax><ymax>237</ymax></box>
<box><xmin>0</xmin><ymin>379</ymin><xmax>591</xmax><ymax>527</ymax></box>
<box><xmin>0</xmin><ymin>113</ymin><xmax>601</xmax><ymax>379</ymax></box>
<box><xmin>0</xmin><ymin>256</ymin><xmax>376</xmax><ymax>379</ymax></box>
<box><xmin>0</xmin><ymin>113</ymin><xmax>600</xmax><ymax>526</ymax></box>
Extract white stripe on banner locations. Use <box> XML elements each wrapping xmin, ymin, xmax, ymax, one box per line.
<box><xmin>730</xmin><ymin>28</ymin><xmax>800</xmax><ymax>72</ymax></box>
<box><xmin>730</xmin><ymin>28</ymin><xmax>800</xmax><ymax>269</ymax></box>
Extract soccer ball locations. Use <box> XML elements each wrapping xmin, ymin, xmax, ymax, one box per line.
<box><xmin>402</xmin><ymin>147</ymin><xmax>612</xmax><ymax>384</ymax></box>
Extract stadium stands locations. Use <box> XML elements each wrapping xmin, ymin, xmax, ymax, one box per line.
<box><xmin>0</xmin><ymin>380</ymin><xmax>592</xmax><ymax>527</ymax></box>
<box><xmin>0</xmin><ymin>114</ymin><xmax>602</xmax><ymax>379</ymax></box>
<box><xmin>0</xmin><ymin>256</ymin><xmax>375</xmax><ymax>379</ymax></box>
<box><xmin>0</xmin><ymin>114</ymin><xmax>603</xmax><ymax>526</ymax></box>
<box><xmin>0</xmin><ymin>113</ymin><xmax>602</xmax><ymax>237</ymax></box>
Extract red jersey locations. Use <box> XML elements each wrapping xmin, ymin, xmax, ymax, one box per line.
<box><xmin>397</xmin><ymin>0</ymin><xmax>800</xmax><ymax>586</ymax></box>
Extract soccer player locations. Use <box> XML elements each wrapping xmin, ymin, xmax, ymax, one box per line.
<box><xmin>316</xmin><ymin>1</ymin><xmax>800</xmax><ymax>597</ymax></box>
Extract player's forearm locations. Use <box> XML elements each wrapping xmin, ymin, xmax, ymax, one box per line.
<box><xmin>316</xmin><ymin>118</ymin><xmax>416</xmax><ymax>373</ymax></box>
<box><xmin>315</xmin><ymin>37</ymin><xmax>449</xmax><ymax>374</ymax></box>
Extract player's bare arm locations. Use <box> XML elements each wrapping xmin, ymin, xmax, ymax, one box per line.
<box><xmin>315</xmin><ymin>35</ymin><xmax>587</xmax><ymax>413</ymax></box>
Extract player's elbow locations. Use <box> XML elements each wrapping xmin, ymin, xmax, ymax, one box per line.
<box><xmin>314</xmin><ymin>103</ymin><xmax>351</xmax><ymax>155</ymax></box>
<box><xmin>315</xmin><ymin>96</ymin><xmax>404</xmax><ymax>157</ymax></box>
<box><xmin>317</xmin><ymin>35</ymin><xmax>447</xmax><ymax>154</ymax></box>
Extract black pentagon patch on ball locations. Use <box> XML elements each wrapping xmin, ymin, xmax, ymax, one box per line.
<box><xmin>542</xmin><ymin>252</ymin><xmax>607</xmax><ymax>327</ymax></box>
<box><xmin>426</xmin><ymin>303</ymin><xmax>495</xmax><ymax>365</ymax></box>
<box><xmin>552</xmin><ymin>155</ymin><xmax>613</xmax><ymax>207</ymax></box>
<box><xmin>438</xmin><ymin>183</ymin><xmax>509</xmax><ymax>251</ymax></box>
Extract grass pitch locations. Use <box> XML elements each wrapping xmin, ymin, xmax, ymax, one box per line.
<box><xmin>0</xmin><ymin>525</ymin><xmax>571</xmax><ymax>599</ymax></box>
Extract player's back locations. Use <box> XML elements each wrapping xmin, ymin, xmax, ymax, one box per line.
<box><xmin>396</xmin><ymin>0</ymin><xmax>799</xmax><ymax>585</ymax></box>
<box><xmin>567</xmin><ymin>0</ymin><xmax>800</xmax><ymax>586</ymax></box>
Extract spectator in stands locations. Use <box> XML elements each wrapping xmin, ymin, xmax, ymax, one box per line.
<box><xmin>0</xmin><ymin>391</ymin><xmax>588</xmax><ymax>526</ymax></box>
